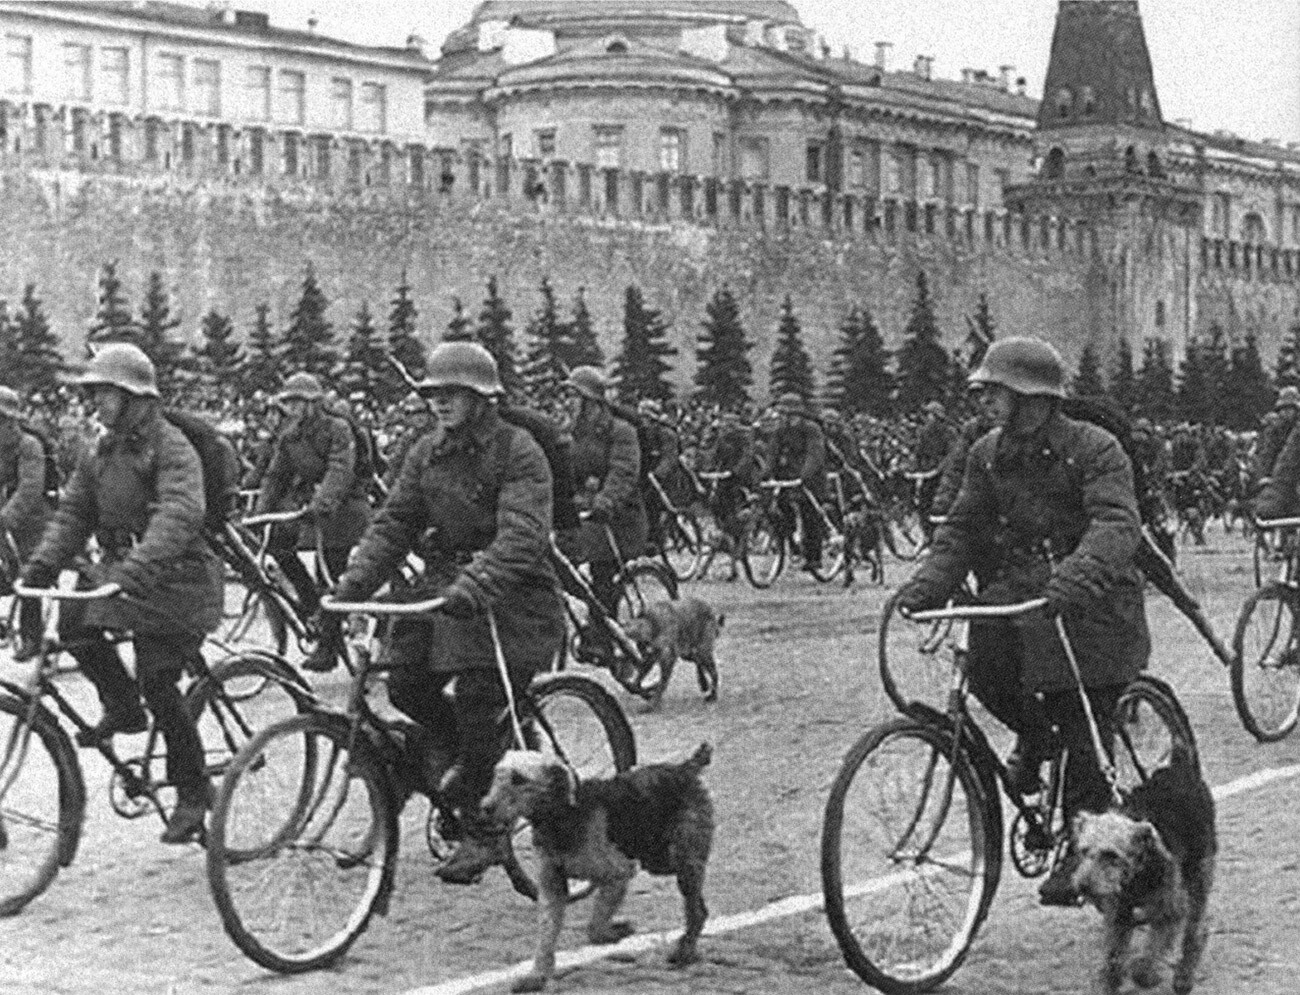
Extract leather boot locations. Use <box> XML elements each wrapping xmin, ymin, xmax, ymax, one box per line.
<box><xmin>434</xmin><ymin>814</ymin><xmax>509</xmax><ymax>885</ymax></box>
<box><xmin>75</xmin><ymin>707</ymin><xmax>148</xmax><ymax>747</ymax></box>
<box><xmin>160</xmin><ymin>798</ymin><xmax>207</xmax><ymax>845</ymax></box>
<box><xmin>1005</xmin><ymin>737</ymin><xmax>1044</xmax><ymax>797</ymax></box>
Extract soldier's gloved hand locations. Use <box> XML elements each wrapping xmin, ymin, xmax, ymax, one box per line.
<box><xmin>894</xmin><ymin>582</ymin><xmax>943</xmax><ymax>616</ymax></box>
<box><xmin>19</xmin><ymin>562</ymin><xmax>57</xmax><ymax>590</ymax></box>
<box><xmin>1043</xmin><ymin>572</ymin><xmax>1102</xmax><ymax>617</ymax></box>
<box><xmin>103</xmin><ymin>563</ymin><xmax>145</xmax><ymax>600</ymax></box>
<box><xmin>436</xmin><ymin>588</ymin><xmax>478</xmax><ymax>620</ymax></box>
<box><xmin>311</xmin><ymin>501</ymin><xmax>338</xmax><ymax>522</ymax></box>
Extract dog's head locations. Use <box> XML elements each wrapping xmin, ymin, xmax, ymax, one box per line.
<box><xmin>481</xmin><ymin>750</ymin><xmax>579</xmax><ymax>823</ymax></box>
<box><xmin>1071</xmin><ymin>810</ymin><xmax>1174</xmax><ymax>907</ymax></box>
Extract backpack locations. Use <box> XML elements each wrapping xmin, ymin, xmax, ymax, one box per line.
<box><xmin>163</xmin><ymin>410</ymin><xmax>242</xmax><ymax>531</ymax></box>
<box><xmin>499</xmin><ymin>404</ymin><xmax>580</xmax><ymax>531</ymax></box>
<box><xmin>18</xmin><ymin>424</ymin><xmax>60</xmax><ymax>504</ymax></box>
<box><xmin>321</xmin><ymin>406</ymin><xmax>386</xmax><ymax>502</ymax></box>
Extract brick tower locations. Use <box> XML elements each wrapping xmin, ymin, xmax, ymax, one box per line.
<box><xmin>1007</xmin><ymin>0</ymin><xmax>1202</xmax><ymax>349</ymax></box>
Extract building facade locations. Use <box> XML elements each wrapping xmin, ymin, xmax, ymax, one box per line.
<box><xmin>0</xmin><ymin>1</ymin><xmax>432</xmax><ymax>188</ymax></box>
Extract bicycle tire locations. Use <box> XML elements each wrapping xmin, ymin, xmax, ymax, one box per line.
<box><xmin>822</xmin><ymin>717</ymin><xmax>999</xmax><ymax>994</ymax></box>
<box><xmin>207</xmin><ymin>712</ymin><xmax>398</xmax><ymax>974</ymax></box>
<box><xmin>614</xmin><ymin>561</ymin><xmax>678</xmax><ymax>623</ymax></box>
<box><xmin>1114</xmin><ymin>675</ymin><xmax>1200</xmax><ymax>791</ymax></box>
<box><xmin>1231</xmin><ymin>582</ymin><xmax>1300</xmax><ymax>742</ymax></box>
<box><xmin>505</xmin><ymin>674</ymin><xmax>638</xmax><ymax>901</ymax></box>
<box><xmin>740</xmin><ymin>508</ymin><xmax>786</xmax><ymax>589</ymax></box>
<box><xmin>884</xmin><ymin>511</ymin><xmax>926</xmax><ymax>562</ymax></box>
<box><xmin>185</xmin><ymin>652</ymin><xmax>315</xmax><ymax>789</ymax></box>
<box><xmin>810</xmin><ymin>522</ymin><xmax>848</xmax><ymax>583</ymax></box>
<box><xmin>659</xmin><ymin>509</ymin><xmax>706</xmax><ymax>583</ymax></box>
<box><xmin>0</xmin><ymin>693</ymin><xmax>85</xmax><ymax>917</ymax></box>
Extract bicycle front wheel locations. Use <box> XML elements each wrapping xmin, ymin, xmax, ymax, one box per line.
<box><xmin>207</xmin><ymin>713</ymin><xmax>398</xmax><ymax>973</ymax></box>
<box><xmin>1114</xmin><ymin>675</ymin><xmax>1199</xmax><ymax>791</ymax></box>
<box><xmin>660</xmin><ymin>510</ymin><xmax>706</xmax><ymax>583</ymax></box>
<box><xmin>740</xmin><ymin>509</ymin><xmax>786</xmax><ymax>588</ymax></box>
<box><xmin>822</xmin><ymin>718</ymin><xmax>999</xmax><ymax>994</ymax></box>
<box><xmin>0</xmin><ymin>694</ymin><xmax>84</xmax><ymax>916</ymax></box>
<box><xmin>1231</xmin><ymin>582</ymin><xmax>1300</xmax><ymax>742</ymax></box>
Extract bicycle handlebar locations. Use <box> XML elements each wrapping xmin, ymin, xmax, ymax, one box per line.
<box><xmin>14</xmin><ymin>582</ymin><xmax>122</xmax><ymax>600</ymax></box>
<box><xmin>901</xmin><ymin>597</ymin><xmax>1048</xmax><ymax>622</ymax></box>
<box><xmin>903</xmin><ymin>468</ymin><xmax>942</xmax><ymax>482</ymax></box>
<box><xmin>697</xmin><ymin>470</ymin><xmax>733</xmax><ymax>481</ymax></box>
<box><xmin>241</xmin><ymin>508</ymin><xmax>311</xmax><ymax>528</ymax></box>
<box><xmin>1254</xmin><ymin>516</ymin><xmax>1300</xmax><ymax>530</ymax></box>
<box><xmin>320</xmin><ymin>594</ymin><xmax>448</xmax><ymax>616</ymax></box>
<box><xmin>760</xmin><ymin>479</ymin><xmax>802</xmax><ymax>491</ymax></box>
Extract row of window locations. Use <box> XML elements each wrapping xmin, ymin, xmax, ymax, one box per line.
<box><xmin>501</xmin><ymin>124</ymin><xmax>997</xmax><ymax>205</ymax></box>
<box><xmin>2</xmin><ymin>33</ymin><xmax>386</xmax><ymax>133</ymax></box>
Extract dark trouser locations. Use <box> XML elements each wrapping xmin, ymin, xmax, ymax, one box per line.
<box><xmin>271</xmin><ymin>544</ymin><xmax>351</xmax><ymax>616</ymax></box>
<box><xmin>386</xmin><ymin>666</ymin><xmax>531</xmax><ymax>813</ymax></box>
<box><xmin>712</xmin><ymin>479</ymin><xmax>747</xmax><ymax>543</ymax></box>
<box><xmin>967</xmin><ymin>626</ymin><xmax>1124</xmax><ymax>817</ymax></box>
<box><xmin>65</xmin><ymin>628</ymin><xmax>209</xmax><ymax>807</ymax></box>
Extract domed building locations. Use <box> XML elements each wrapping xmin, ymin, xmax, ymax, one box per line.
<box><xmin>426</xmin><ymin>0</ymin><xmax>1040</xmax><ymax>215</ymax></box>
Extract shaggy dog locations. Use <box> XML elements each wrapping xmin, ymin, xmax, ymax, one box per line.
<box><xmin>1071</xmin><ymin>743</ymin><xmax>1216</xmax><ymax>994</ymax></box>
<box><xmin>482</xmin><ymin>744</ymin><xmax>715</xmax><ymax>993</ymax></box>
<box><xmin>620</xmin><ymin>598</ymin><xmax>722</xmax><ymax>708</ymax></box>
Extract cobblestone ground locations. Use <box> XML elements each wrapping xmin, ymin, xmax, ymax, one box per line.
<box><xmin>2</xmin><ymin>529</ymin><xmax>1299</xmax><ymax>995</ymax></box>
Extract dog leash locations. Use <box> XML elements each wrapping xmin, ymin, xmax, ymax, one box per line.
<box><xmin>486</xmin><ymin>607</ymin><xmax>528</xmax><ymax>751</ymax></box>
<box><xmin>1054</xmin><ymin>614</ymin><xmax>1124</xmax><ymax>808</ymax></box>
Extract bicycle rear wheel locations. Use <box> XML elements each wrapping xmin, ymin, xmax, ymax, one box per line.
<box><xmin>884</xmin><ymin>511</ymin><xmax>926</xmax><ymax>562</ymax></box>
<box><xmin>0</xmin><ymin>694</ymin><xmax>85</xmax><ymax>917</ymax></box>
<box><xmin>1114</xmin><ymin>675</ymin><xmax>1199</xmax><ymax>792</ymax></box>
<box><xmin>822</xmin><ymin>718</ymin><xmax>999</xmax><ymax>994</ymax></box>
<box><xmin>810</xmin><ymin>522</ymin><xmax>848</xmax><ymax>583</ymax></box>
<box><xmin>740</xmin><ymin>509</ymin><xmax>786</xmax><ymax>588</ymax></box>
<box><xmin>207</xmin><ymin>713</ymin><xmax>398</xmax><ymax>973</ymax></box>
<box><xmin>1230</xmin><ymin>581</ymin><xmax>1300</xmax><ymax>742</ymax></box>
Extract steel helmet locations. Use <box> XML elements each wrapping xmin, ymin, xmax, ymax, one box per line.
<box><xmin>566</xmin><ymin>366</ymin><xmax>611</xmax><ymax>403</ymax></box>
<box><xmin>775</xmin><ymin>392</ymin><xmax>806</xmax><ymax>416</ymax></box>
<box><xmin>1276</xmin><ymin>386</ymin><xmax>1300</xmax><ymax>409</ymax></box>
<box><xmin>277</xmin><ymin>371</ymin><xmax>325</xmax><ymax>403</ymax></box>
<box><xmin>420</xmin><ymin>341</ymin><xmax>503</xmax><ymax>397</ymax></box>
<box><xmin>968</xmin><ymin>337</ymin><xmax>1066</xmax><ymax>399</ymax></box>
<box><xmin>0</xmin><ymin>386</ymin><xmax>20</xmax><ymax>418</ymax></box>
<box><xmin>75</xmin><ymin>342</ymin><xmax>159</xmax><ymax>397</ymax></box>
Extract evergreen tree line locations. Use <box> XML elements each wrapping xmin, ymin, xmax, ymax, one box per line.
<box><xmin>7</xmin><ymin>261</ymin><xmax>1297</xmax><ymax>430</ymax></box>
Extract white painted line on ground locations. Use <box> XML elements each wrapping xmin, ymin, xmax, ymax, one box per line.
<box><xmin>401</xmin><ymin>761</ymin><xmax>1300</xmax><ymax>995</ymax></box>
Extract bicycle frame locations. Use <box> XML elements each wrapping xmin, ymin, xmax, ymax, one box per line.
<box><xmin>1254</xmin><ymin>515</ymin><xmax>1300</xmax><ymax>585</ymax></box>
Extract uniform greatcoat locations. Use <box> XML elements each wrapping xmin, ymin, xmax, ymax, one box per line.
<box><xmin>29</xmin><ymin>406</ymin><xmax>223</xmax><ymax>635</ymax></box>
<box><xmin>570</xmin><ymin>408</ymin><xmax>647</xmax><ymax>564</ymax></box>
<box><xmin>904</xmin><ymin>413</ymin><xmax>1148</xmax><ymax>695</ymax></box>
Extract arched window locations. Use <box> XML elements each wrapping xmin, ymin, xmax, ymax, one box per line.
<box><xmin>1139</xmin><ymin>87</ymin><xmax>1155</xmax><ymax>118</ymax></box>
<box><xmin>1242</xmin><ymin>212</ymin><xmax>1268</xmax><ymax>244</ymax></box>
<box><xmin>605</xmin><ymin>38</ymin><xmax>629</xmax><ymax>54</ymax></box>
<box><xmin>1044</xmin><ymin>147</ymin><xmax>1065</xmax><ymax>179</ymax></box>
<box><xmin>1146</xmin><ymin>151</ymin><xmax>1164</xmax><ymax>178</ymax></box>
<box><xmin>1124</xmin><ymin>145</ymin><xmax>1139</xmax><ymax>173</ymax></box>
<box><xmin>1056</xmin><ymin>87</ymin><xmax>1073</xmax><ymax>118</ymax></box>
<box><xmin>1081</xmin><ymin>85</ymin><xmax>1096</xmax><ymax>116</ymax></box>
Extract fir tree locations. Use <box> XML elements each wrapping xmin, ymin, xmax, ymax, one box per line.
<box><xmin>1110</xmin><ymin>337</ymin><xmax>1137</xmax><ymax>414</ymax></box>
<box><xmin>566</xmin><ymin>287</ymin><xmax>604</xmax><ymax>369</ymax></box>
<box><xmin>1176</xmin><ymin>334</ymin><xmax>1211</xmax><ymax>424</ymax></box>
<box><xmin>1071</xmin><ymin>341</ymin><xmax>1105</xmax><ymax>397</ymax></box>
<box><xmin>385</xmin><ymin>270</ymin><xmax>425</xmax><ymax>398</ymax></box>
<box><xmin>1200</xmin><ymin>324</ymin><xmax>1230</xmax><ymax>425</ymax></box>
<box><xmin>242</xmin><ymin>303</ymin><xmax>281</xmax><ymax>396</ymax></box>
<box><xmin>964</xmin><ymin>293</ymin><xmax>996</xmax><ymax>369</ymax></box>
<box><xmin>194</xmin><ymin>308</ymin><xmax>244</xmax><ymax>388</ymax></box>
<box><xmin>768</xmin><ymin>295</ymin><xmax>815</xmax><ymax>403</ymax></box>
<box><xmin>894</xmin><ymin>271</ymin><xmax>951</xmax><ymax>412</ymax></box>
<box><xmin>13</xmin><ymin>284</ymin><xmax>63</xmax><ymax>396</ymax></box>
<box><xmin>342</xmin><ymin>302</ymin><xmax>386</xmax><ymax>398</ymax></box>
<box><xmin>694</xmin><ymin>285</ymin><xmax>753</xmax><ymax>411</ymax></box>
<box><xmin>1135</xmin><ymin>337</ymin><xmax>1176</xmax><ymax>423</ymax></box>
<box><xmin>613</xmin><ymin>286</ymin><xmax>676</xmax><ymax>404</ymax></box>
<box><xmin>476</xmin><ymin>276</ymin><xmax>519</xmax><ymax>397</ymax></box>
<box><xmin>138</xmin><ymin>271</ymin><xmax>185</xmax><ymax>398</ymax></box>
<box><xmin>519</xmin><ymin>277</ymin><xmax>572</xmax><ymax>405</ymax></box>
<box><xmin>87</xmin><ymin>260</ymin><xmax>135</xmax><ymax>350</ymax></box>
<box><xmin>825</xmin><ymin>306</ymin><xmax>893</xmax><ymax>418</ymax></box>
<box><xmin>282</xmin><ymin>265</ymin><xmax>337</xmax><ymax>377</ymax></box>
<box><xmin>1275</xmin><ymin>322</ymin><xmax>1300</xmax><ymax>389</ymax></box>
<box><xmin>445</xmin><ymin>297</ymin><xmax>474</xmax><ymax>342</ymax></box>
<box><xmin>0</xmin><ymin>300</ymin><xmax>15</xmax><ymax>389</ymax></box>
<box><xmin>1223</xmin><ymin>331</ymin><xmax>1273</xmax><ymax>431</ymax></box>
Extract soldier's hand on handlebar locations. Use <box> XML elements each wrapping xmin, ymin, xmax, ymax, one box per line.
<box><xmin>435</xmin><ymin>588</ymin><xmax>477</xmax><ymax>620</ymax></box>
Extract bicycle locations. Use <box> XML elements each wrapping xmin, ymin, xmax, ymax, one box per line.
<box><xmin>691</xmin><ymin>470</ymin><xmax>748</xmax><ymax>582</ymax></box>
<box><xmin>822</xmin><ymin>597</ymin><xmax>1197</xmax><ymax>993</ymax></box>
<box><xmin>0</xmin><ymin>581</ymin><xmax>311</xmax><ymax>916</ymax></box>
<box><xmin>645</xmin><ymin>470</ymin><xmax>706</xmax><ymax>584</ymax></box>
<box><xmin>205</xmin><ymin>591</ymin><xmax>636</xmax><ymax>974</ymax></box>
<box><xmin>1232</xmin><ymin>514</ymin><xmax>1300</xmax><ymax>741</ymax></box>
<box><xmin>552</xmin><ymin>533</ymin><xmax>678</xmax><ymax>702</ymax></box>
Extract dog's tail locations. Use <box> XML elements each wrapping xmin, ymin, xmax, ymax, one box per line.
<box><xmin>683</xmin><ymin>742</ymin><xmax>713</xmax><ymax>773</ymax></box>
